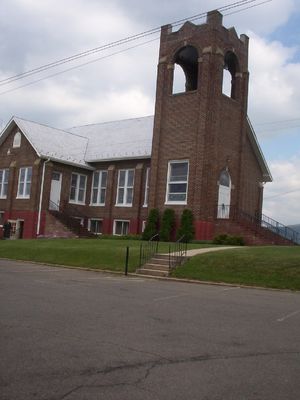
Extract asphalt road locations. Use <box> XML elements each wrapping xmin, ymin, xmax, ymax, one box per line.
<box><xmin>1</xmin><ymin>259</ymin><xmax>300</xmax><ymax>400</ymax></box>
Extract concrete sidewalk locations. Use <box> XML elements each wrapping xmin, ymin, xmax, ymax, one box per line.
<box><xmin>185</xmin><ymin>246</ymin><xmax>243</xmax><ymax>257</ymax></box>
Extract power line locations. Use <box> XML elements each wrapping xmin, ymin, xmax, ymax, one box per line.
<box><xmin>265</xmin><ymin>188</ymin><xmax>300</xmax><ymax>200</ymax></box>
<box><xmin>0</xmin><ymin>0</ymin><xmax>266</xmax><ymax>89</ymax></box>
<box><xmin>0</xmin><ymin>37</ymin><xmax>160</xmax><ymax>96</ymax></box>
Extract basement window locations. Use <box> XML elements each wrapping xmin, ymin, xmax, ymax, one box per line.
<box><xmin>113</xmin><ymin>220</ymin><xmax>129</xmax><ymax>236</ymax></box>
<box><xmin>88</xmin><ymin>218</ymin><xmax>103</xmax><ymax>235</ymax></box>
<box><xmin>173</xmin><ymin>46</ymin><xmax>198</xmax><ymax>94</ymax></box>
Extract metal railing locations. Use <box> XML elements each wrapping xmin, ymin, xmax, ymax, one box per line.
<box><xmin>169</xmin><ymin>235</ymin><xmax>188</xmax><ymax>269</ymax></box>
<box><xmin>48</xmin><ymin>200</ymin><xmax>93</xmax><ymax>237</ymax></box>
<box><xmin>260</xmin><ymin>213</ymin><xmax>300</xmax><ymax>244</ymax></box>
<box><xmin>216</xmin><ymin>205</ymin><xmax>300</xmax><ymax>245</ymax></box>
<box><xmin>139</xmin><ymin>234</ymin><xmax>159</xmax><ymax>267</ymax></box>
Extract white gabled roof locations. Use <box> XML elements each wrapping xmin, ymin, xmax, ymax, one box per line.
<box><xmin>68</xmin><ymin>116</ymin><xmax>153</xmax><ymax>162</ymax></box>
<box><xmin>0</xmin><ymin>117</ymin><xmax>91</xmax><ymax>169</ymax></box>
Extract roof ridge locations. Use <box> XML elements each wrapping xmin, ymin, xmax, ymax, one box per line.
<box><xmin>13</xmin><ymin>116</ymin><xmax>88</xmax><ymax>141</ymax></box>
<box><xmin>68</xmin><ymin>114</ymin><xmax>154</xmax><ymax>130</ymax></box>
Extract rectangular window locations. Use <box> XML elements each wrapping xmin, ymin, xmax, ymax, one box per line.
<box><xmin>165</xmin><ymin>160</ymin><xmax>189</xmax><ymax>204</ymax></box>
<box><xmin>116</xmin><ymin>169</ymin><xmax>134</xmax><ymax>206</ymax></box>
<box><xmin>0</xmin><ymin>211</ymin><xmax>4</xmax><ymax>226</ymax></box>
<box><xmin>113</xmin><ymin>220</ymin><xmax>130</xmax><ymax>236</ymax></box>
<box><xmin>69</xmin><ymin>173</ymin><xmax>87</xmax><ymax>204</ymax></box>
<box><xmin>143</xmin><ymin>168</ymin><xmax>150</xmax><ymax>207</ymax></box>
<box><xmin>88</xmin><ymin>218</ymin><xmax>103</xmax><ymax>235</ymax></box>
<box><xmin>0</xmin><ymin>169</ymin><xmax>9</xmax><ymax>198</ymax></box>
<box><xmin>91</xmin><ymin>170</ymin><xmax>107</xmax><ymax>205</ymax></box>
<box><xmin>17</xmin><ymin>167</ymin><xmax>32</xmax><ymax>199</ymax></box>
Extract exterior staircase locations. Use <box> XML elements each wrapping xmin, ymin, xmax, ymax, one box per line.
<box><xmin>137</xmin><ymin>254</ymin><xmax>172</xmax><ymax>277</ymax></box>
<box><xmin>45</xmin><ymin>208</ymin><xmax>95</xmax><ymax>239</ymax></box>
<box><xmin>215</xmin><ymin>206</ymin><xmax>299</xmax><ymax>246</ymax></box>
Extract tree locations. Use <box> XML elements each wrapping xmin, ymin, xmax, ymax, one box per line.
<box><xmin>160</xmin><ymin>208</ymin><xmax>176</xmax><ymax>242</ymax></box>
<box><xmin>142</xmin><ymin>208</ymin><xmax>159</xmax><ymax>240</ymax></box>
<box><xmin>177</xmin><ymin>209</ymin><xmax>195</xmax><ymax>242</ymax></box>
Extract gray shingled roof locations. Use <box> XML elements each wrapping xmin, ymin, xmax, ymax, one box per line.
<box><xmin>68</xmin><ymin>116</ymin><xmax>153</xmax><ymax>162</ymax></box>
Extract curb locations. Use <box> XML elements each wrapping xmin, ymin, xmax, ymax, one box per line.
<box><xmin>0</xmin><ymin>257</ymin><xmax>299</xmax><ymax>293</ymax></box>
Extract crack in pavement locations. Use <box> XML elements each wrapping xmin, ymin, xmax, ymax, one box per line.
<box><xmin>57</xmin><ymin>349</ymin><xmax>300</xmax><ymax>399</ymax></box>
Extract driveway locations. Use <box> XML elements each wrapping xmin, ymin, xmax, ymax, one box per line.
<box><xmin>1</xmin><ymin>259</ymin><xmax>300</xmax><ymax>399</ymax></box>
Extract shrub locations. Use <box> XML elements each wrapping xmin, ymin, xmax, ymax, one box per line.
<box><xmin>142</xmin><ymin>208</ymin><xmax>159</xmax><ymax>240</ymax></box>
<box><xmin>213</xmin><ymin>234</ymin><xmax>245</xmax><ymax>246</ymax></box>
<box><xmin>160</xmin><ymin>208</ymin><xmax>176</xmax><ymax>242</ymax></box>
<box><xmin>177</xmin><ymin>209</ymin><xmax>195</xmax><ymax>242</ymax></box>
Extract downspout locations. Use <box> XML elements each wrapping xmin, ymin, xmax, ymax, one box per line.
<box><xmin>36</xmin><ymin>158</ymin><xmax>51</xmax><ymax>236</ymax></box>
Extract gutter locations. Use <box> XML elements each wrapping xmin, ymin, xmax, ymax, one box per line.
<box><xmin>36</xmin><ymin>158</ymin><xmax>51</xmax><ymax>236</ymax></box>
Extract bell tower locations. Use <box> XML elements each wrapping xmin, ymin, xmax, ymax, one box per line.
<box><xmin>148</xmin><ymin>10</ymin><xmax>263</xmax><ymax>239</ymax></box>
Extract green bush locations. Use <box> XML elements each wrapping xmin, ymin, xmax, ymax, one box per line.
<box><xmin>177</xmin><ymin>209</ymin><xmax>195</xmax><ymax>242</ymax></box>
<box><xmin>160</xmin><ymin>208</ymin><xmax>176</xmax><ymax>242</ymax></box>
<box><xmin>142</xmin><ymin>208</ymin><xmax>159</xmax><ymax>240</ymax></box>
<box><xmin>213</xmin><ymin>234</ymin><xmax>245</xmax><ymax>246</ymax></box>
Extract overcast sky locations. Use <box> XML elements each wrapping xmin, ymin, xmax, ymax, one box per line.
<box><xmin>0</xmin><ymin>0</ymin><xmax>299</xmax><ymax>225</ymax></box>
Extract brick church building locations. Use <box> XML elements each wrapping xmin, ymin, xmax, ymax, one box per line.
<box><xmin>1</xmin><ymin>10</ymin><xmax>280</xmax><ymax>243</ymax></box>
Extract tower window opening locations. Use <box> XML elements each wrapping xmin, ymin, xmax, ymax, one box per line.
<box><xmin>172</xmin><ymin>46</ymin><xmax>198</xmax><ymax>94</ymax></box>
<box><xmin>222</xmin><ymin>51</ymin><xmax>239</xmax><ymax>99</ymax></box>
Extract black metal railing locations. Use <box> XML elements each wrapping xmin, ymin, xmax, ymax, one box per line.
<box><xmin>139</xmin><ymin>234</ymin><xmax>159</xmax><ymax>267</ymax></box>
<box><xmin>168</xmin><ymin>235</ymin><xmax>188</xmax><ymax>269</ymax></box>
<box><xmin>216</xmin><ymin>205</ymin><xmax>300</xmax><ymax>245</ymax></box>
<box><xmin>48</xmin><ymin>200</ymin><xmax>94</xmax><ymax>237</ymax></box>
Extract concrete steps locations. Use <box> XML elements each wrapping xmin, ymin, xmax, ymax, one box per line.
<box><xmin>136</xmin><ymin>254</ymin><xmax>188</xmax><ymax>277</ymax></box>
<box><xmin>137</xmin><ymin>254</ymin><xmax>171</xmax><ymax>277</ymax></box>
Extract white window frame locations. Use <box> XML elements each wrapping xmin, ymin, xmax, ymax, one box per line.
<box><xmin>88</xmin><ymin>218</ymin><xmax>103</xmax><ymax>235</ymax></box>
<box><xmin>113</xmin><ymin>220</ymin><xmax>130</xmax><ymax>236</ymax></box>
<box><xmin>69</xmin><ymin>173</ymin><xmax>87</xmax><ymax>205</ymax></box>
<box><xmin>116</xmin><ymin>169</ymin><xmax>135</xmax><ymax>207</ymax></box>
<box><xmin>13</xmin><ymin>131</ymin><xmax>21</xmax><ymax>148</ymax></box>
<box><xmin>17</xmin><ymin>167</ymin><xmax>32</xmax><ymax>199</ymax></box>
<box><xmin>90</xmin><ymin>170</ymin><xmax>107</xmax><ymax>206</ymax></box>
<box><xmin>165</xmin><ymin>160</ymin><xmax>189</xmax><ymax>205</ymax></box>
<box><xmin>143</xmin><ymin>168</ymin><xmax>150</xmax><ymax>207</ymax></box>
<box><xmin>0</xmin><ymin>169</ymin><xmax>9</xmax><ymax>199</ymax></box>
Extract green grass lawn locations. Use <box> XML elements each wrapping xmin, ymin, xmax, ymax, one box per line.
<box><xmin>171</xmin><ymin>246</ymin><xmax>300</xmax><ymax>290</ymax></box>
<box><xmin>0</xmin><ymin>238</ymin><xmax>212</xmax><ymax>273</ymax></box>
<box><xmin>1</xmin><ymin>239</ymin><xmax>299</xmax><ymax>290</ymax></box>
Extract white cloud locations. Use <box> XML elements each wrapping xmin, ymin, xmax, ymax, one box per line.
<box><xmin>248</xmin><ymin>32</ymin><xmax>300</xmax><ymax>127</ymax></box>
<box><xmin>263</xmin><ymin>157</ymin><xmax>300</xmax><ymax>225</ymax></box>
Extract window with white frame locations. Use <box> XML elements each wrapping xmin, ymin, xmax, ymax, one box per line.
<box><xmin>88</xmin><ymin>218</ymin><xmax>103</xmax><ymax>235</ymax></box>
<box><xmin>114</xmin><ymin>220</ymin><xmax>130</xmax><ymax>236</ymax></box>
<box><xmin>69</xmin><ymin>173</ymin><xmax>87</xmax><ymax>204</ymax></box>
<box><xmin>91</xmin><ymin>170</ymin><xmax>107</xmax><ymax>205</ymax></box>
<box><xmin>0</xmin><ymin>169</ymin><xmax>9</xmax><ymax>198</ymax></box>
<box><xmin>13</xmin><ymin>131</ymin><xmax>21</xmax><ymax>148</ymax></box>
<box><xmin>17</xmin><ymin>167</ymin><xmax>32</xmax><ymax>198</ymax></box>
<box><xmin>165</xmin><ymin>160</ymin><xmax>189</xmax><ymax>204</ymax></box>
<box><xmin>116</xmin><ymin>169</ymin><xmax>134</xmax><ymax>206</ymax></box>
<box><xmin>143</xmin><ymin>168</ymin><xmax>150</xmax><ymax>207</ymax></box>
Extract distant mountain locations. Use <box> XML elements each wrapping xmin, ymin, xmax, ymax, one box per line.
<box><xmin>288</xmin><ymin>224</ymin><xmax>300</xmax><ymax>233</ymax></box>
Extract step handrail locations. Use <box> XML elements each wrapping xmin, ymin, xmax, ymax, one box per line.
<box><xmin>169</xmin><ymin>235</ymin><xmax>188</xmax><ymax>269</ymax></box>
<box><xmin>139</xmin><ymin>234</ymin><xmax>159</xmax><ymax>267</ymax></box>
<box><xmin>216</xmin><ymin>205</ymin><xmax>299</xmax><ymax>244</ymax></box>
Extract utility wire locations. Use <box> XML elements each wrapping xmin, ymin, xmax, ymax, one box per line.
<box><xmin>0</xmin><ymin>0</ymin><xmax>264</xmax><ymax>88</ymax></box>
<box><xmin>265</xmin><ymin>189</ymin><xmax>300</xmax><ymax>200</ymax></box>
<box><xmin>0</xmin><ymin>38</ymin><xmax>160</xmax><ymax>96</ymax></box>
